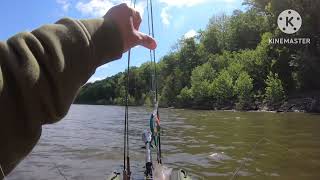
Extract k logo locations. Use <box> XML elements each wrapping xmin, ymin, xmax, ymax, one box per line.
<box><xmin>277</xmin><ymin>9</ymin><xmax>302</xmax><ymax>34</ymax></box>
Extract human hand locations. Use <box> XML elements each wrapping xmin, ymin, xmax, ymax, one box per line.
<box><xmin>104</xmin><ymin>3</ymin><xmax>157</xmax><ymax>53</ymax></box>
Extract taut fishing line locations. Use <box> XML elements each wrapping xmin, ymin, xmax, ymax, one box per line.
<box><xmin>230</xmin><ymin>137</ymin><xmax>304</xmax><ymax>180</ymax></box>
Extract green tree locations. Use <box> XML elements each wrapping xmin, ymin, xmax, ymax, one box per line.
<box><xmin>225</xmin><ymin>9</ymin><xmax>269</xmax><ymax>51</ymax></box>
<box><xmin>264</xmin><ymin>72</ymin><xmax>285</xmax><ymax>104</ymax></box>
<box><xmin>177</xmin><ymin>87</ymin><xmax>193</xmax><ymax>107</ymax></box>
<box><xmin>235</xmin><ymin>72</ymin><xmax>254</xmax><ymax>109</ymax></box>
<box><xmin>75</xmin><ymin>0</ymin><xmax>320</xmax><ymax>111</ymax></box>
<box><xmin>201</xmin><ymin>14</ymin><xmax>229</xmax><ymax>54</ymax></box>
<box><xmin>210</xmin><ymin>70</ymin><xmax>234</xmax><ymax>106</ymax></box>
<box><xmin>189</xmin><ymin>62</ymin><xmax>216</xmax><ymax>106</ymax></box>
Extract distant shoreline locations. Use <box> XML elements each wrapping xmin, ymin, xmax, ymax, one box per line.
<box><xmin>74</xmin><ymin>96</ymin><xmax>320</xmax><ymax>113</ymax></box>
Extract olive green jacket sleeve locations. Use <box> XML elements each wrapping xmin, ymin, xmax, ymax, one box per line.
<box><xmin>0</xmin><ymin>17</ymin><xmax>123</xmax><ymax>177</ymax></box>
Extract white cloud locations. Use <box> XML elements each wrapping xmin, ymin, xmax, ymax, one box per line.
<box><xmin>159</xmin><ymin>0</ymin><xmax>207</xmax><ymax>8</ymax></box>
<box><xmin>57</xmin><ymin>0</ymin><xmax>71</xmax><ymax>12</ymax></box>
<box><xmin>87</xmin><ymin>76</ymin><xmax>103</xmax><ymax>83</ymax></box>
<box><xmin>76</xmin><ymin>0</ymin><xmax>114</xmax><ymax>17</ymax></box>
<box><xmin>159</xmin><ymin>0</ymin><xmax>238</xmax><ymax>26</ymax></box>
<box><xmin>184</xmin><ymin>29</ymin><xmax>198</xmax><ymax>38</ymax></box>
<box><xmin>225</xmin><ymin>0</ymin><xmax>236</xmax><ymax>3</ymax></box>
<box><xmin>159</xmin><ymin>0</ymin><xmax>207</xmax><ymax>26</ymax></box>
<box><xmin>76</xmin><ymin>0</ymin><xmax>145</xmax><ymax>17</ymax></box>
<box><xmin>161</xmin><ymin>7</ymin><xmax>170</xmax><ymax>25</ymax></box>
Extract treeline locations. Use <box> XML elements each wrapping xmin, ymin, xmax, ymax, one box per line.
<box><xmin>75</xmin><ymin>0</ymin><xmax>320</xmax><ymax>110</ymax></box>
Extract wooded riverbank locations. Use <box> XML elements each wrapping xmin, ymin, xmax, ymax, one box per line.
<box><xmin>75</xmin><ymin>1</ymin><xmax>320</xmax><ymax>112</ymax></box>
<box><xmin>75</xmin><ymin>94</ymin><xmax>320</xmax><ymax>113</ymax></box>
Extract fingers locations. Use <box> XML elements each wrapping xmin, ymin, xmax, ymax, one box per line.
<box><xmin>106</xmin><ymin>3</ymin><xmax>141</xmax><ymax>31</ymax></box>
<box><xmin>127</xmin><ymin>4</ymin><xmax>142</xmax><ymax>31</ymax></box>
<box><xmin>132</xmin><ymin>10</ymin><xmax>142</xmax><ymax>30</ymax></box>
<box><xmin>106</xmin><ymin>3</ymin><xmax>157</xmax><ymax>51</ymax></box>
<box><xmin>129</xmin><ymin>16</ymin><xmax>135</xmax><ymax>32</ymax></box>
<box><xmin>135</xmin><ymin>32</ymin><xmax>157</xmax><ymax>50</ymax></box>
<box><xmin>128</xmin><ymin>13</ymin><xmax>157</xmax><ymax>50</ymax></box>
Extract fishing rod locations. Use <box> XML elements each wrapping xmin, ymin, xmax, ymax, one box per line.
<box><xmin>148</xmin><ymin>0</ymin><xmax>162</xmax><ymax>165</ymax></box>
<box><xmin>122</xmin><ymin>0</ymin><xmax>162</xmax><ymax>179</ymax></box>
<box><xmin>123</xmin><ymin>48</ymin><xmax>131</xmax><ymax>180</ymax></box>
<box><xmin>147</xmin><ymin>0</ymin><xmax>161</xmax><ymax>164</ymax></box>
<box><xmin>143</xmin><ymin>0</ymin><xmax>163</xmax><ymax>179</ymax></box>
<box><xmin>123</xmin><ymin>0</ymin><xmax>137</xmax><ymax>179</ymax></box>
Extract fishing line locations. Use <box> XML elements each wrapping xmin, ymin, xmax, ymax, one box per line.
<box><xmin>146</xmin><ymin>0</ymin><xmax>162</xmax><ymax>164</ymax></box>
<box><xmin>0</xmin><ymin>163</ymin><xmax>7</xmax><ymax>180</ymax></box>
<box><xmin>51</xmin><ymin>160</ymin><xmax>68</xmax><ymax>180</ymax></box>
<box><xmin>146</xmin><ymin>0</ymin><xmax>153</xmax><ymax>92</ymax></box>
<box><xmin>263</xmin><ymin>138</ymin><xmax>301</xmax><ymax>157</ymax></box>
<box><xmin>230</xmin><ymin>137</ymin><xmax>304</xmax><ymax>180</ymax></box>
<box><xmin>0</xmin><ymin>155</ymin><xmax>68</xmax><ymax>180</ymax></box>
<box><xmin>150</xmin><ymin>0</ymin><xmax>162</xmax><ymax>164</ymax></box>
<box><xmin>123</xmin><ymin>0</ymin><xmax>137</xmax><ymax>178</ymax></box>
<box><xmin>38</xmin><ymin>153</ymin><xmax>69</xmax><ymax>180</ymax></box>
<box><xmin>230</xmin><ymin>137</ymin><xmax>265</xmax><ymax>180</ymax></box>
<box><xmin>149</xmin><ymin>0</ymin><xmax>158</xmax><ymax>103</ymax></box>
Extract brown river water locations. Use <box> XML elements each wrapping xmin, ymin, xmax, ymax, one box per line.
<box><xmin>7</xmin><ymin>105</ymin><xmax>320</xmax><ymax>180</ymax></box>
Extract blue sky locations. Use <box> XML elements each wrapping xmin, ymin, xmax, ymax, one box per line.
<box><xmin>0</xmin><ymin>0</ymin><xmax>244</xmax><ymax>82</ymax></box>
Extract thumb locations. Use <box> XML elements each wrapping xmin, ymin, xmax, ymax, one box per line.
<box><xmin>135</xmin><ymin>32</ymin><xmax>157</xmax><ymax>50</ymax></box>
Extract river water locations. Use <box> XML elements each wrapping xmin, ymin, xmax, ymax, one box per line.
<box><xmin>7</xmin><ymin>105</ymin><xmax>320</xmax><ymax>180</ymax></box>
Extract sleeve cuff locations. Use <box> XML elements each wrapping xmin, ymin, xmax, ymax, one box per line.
<box><xmin>80</xmin><ymin>18</ymin><xmax>124</xmax><ymax>66</ymax></box>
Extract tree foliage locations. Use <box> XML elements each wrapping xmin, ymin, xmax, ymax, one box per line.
<box><xmin>75</xmin><ymin>0</ymin><xmax>320</xmax><ymax>109</ymax></box>
<box><xmin>264</xmin><ymin>73</ymin><xmax>285</xmax><ymax>104</ymax></box>
<box><xmin>235</xmin><ymin>72</ymin><xmax>254</xmax><ymax>109</ymax></box>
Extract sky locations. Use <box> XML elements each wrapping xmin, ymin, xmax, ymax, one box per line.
<box><xmin>0</xmin><ymin>0</ymin><xmax>244</xmax><ymax>83</ymax></box>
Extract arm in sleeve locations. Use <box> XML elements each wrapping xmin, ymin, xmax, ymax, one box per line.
<box><xmin>0</xmin><ymin>17</ymin><xmax>123</xmax><ymax>176</ymax></box>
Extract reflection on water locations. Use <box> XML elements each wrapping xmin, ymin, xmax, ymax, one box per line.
<box><xmin>7</xmin><ymin>105</ymin><xmax>320</xmax><ymax>180</ymax></box>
